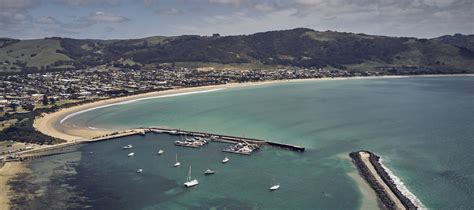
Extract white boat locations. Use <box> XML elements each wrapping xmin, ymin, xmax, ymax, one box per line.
<box><xmin>270</xmin><ymin>184</ymin><xmax>280</xmax><ymax>191</ymax></box>
<box><xmin>222</xmin><ymin>157</ymin><xmax>229</xmax><ymax>163</ymax></box>
<box><xmin>128</xmin><ymin>152</ymin><xmax>135</xmax><ymax>157</ymax></box>
<box><xmin>204</xmin><ymin>169</ymin><xmax>215</xmax><ymax>175</ymax></box>
<box><xmin>158</xmin><ymin>150</ymin><xmax>164</xmax><ymax>155</ymax></box>
<box><xmin>174</xmin><ymin>154</ymin><xmax>181</xmax><ymax>167</ymax></box>
<box><xmin>123</xmin><ymin>144</ymin><xmax>133</xmax><ymax>149</ymax></box>
<box><xmin>184</xmin><ymin>166</ymin><xmax>199</xmax><ymax>187</ymax></box>
<box><xmin>136</xmin><ymin>169</ymin><xmax>143</xmax><ymax>173</ymax></box>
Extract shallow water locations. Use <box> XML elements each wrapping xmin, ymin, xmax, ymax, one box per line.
<box><xmin>19</xmin><ymin>76</ymin><xmax>474</xmax><ymax>209</ymax></box>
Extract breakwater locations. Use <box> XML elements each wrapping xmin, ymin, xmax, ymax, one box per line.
<box><xmin>350</xmin><ymin>151</ymin><xmax>417</xmax><ymax>210</ymax></box>
<box><xmin>148</xmin><ymin>127</ymin><xmax>305</xmax><ymax>152</ymax></box>
<box><xmin>11</xmin><ymin>127</ymin><xmax>304</xmax><ymax>162</ymax></box>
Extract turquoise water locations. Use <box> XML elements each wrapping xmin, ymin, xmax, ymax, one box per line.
<box><xmin>23</xmin><ymin>76</ymin><xmax>474</xmax><ymax>209</ymax></box>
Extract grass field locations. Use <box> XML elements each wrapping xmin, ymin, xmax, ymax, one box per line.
<box><xmin>0</xmin><ymin>39</ymin><xmax>71</xmax><ymax>71</ymax></box>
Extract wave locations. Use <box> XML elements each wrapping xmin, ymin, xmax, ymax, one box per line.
<box><xmin>60</xmin><ymin>88</ymin><xmax>226</xmax><ymax>124</ymax></box>
<box><xmin>379</xmin><ymin>158</ymin><xmax>427</xmax><ymax>209</ymax></box>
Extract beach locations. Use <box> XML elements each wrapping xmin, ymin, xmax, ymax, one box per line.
<box><xmin>34</xmin><ymin>74</ymin><xmax>463</xmax><ymax>142</ymax></box>
<box><xmin>0</xmin><ymin>162</ymin><xmax>28</xmax><ymax>210</ymax></box>
<box><xmin>2</xmin><ymin>74</ymin><xmax>470</xmax><ymax>209</ymax></box>
<box><xmin>34</xmin><ymin>74</ymin><xmax>474</xmax><ymax>144</ymax></box>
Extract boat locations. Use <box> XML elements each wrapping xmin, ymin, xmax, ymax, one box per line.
<box><xmin>123</xmin><ymin>144</ymin><xmax>133</xmax><ymax>149</ymax></box>
<box><xmin>204</xmin><ymin>169</ymin><xmax>215</xmax><ymax>175</ymax></box>
<box><xmin>222</xmin><ymin>157</ymin><xmax>229</xmax><ymax>163</ymax></box>
<box><xmin>136</xmin><ymin>169</ymin><xmax>143</xmax><ymax>173</ymax></box>
<box><xmin>270</xmin><ymin>184</ymin><xmax>280</xmax><ymax>191</ymax></box>
<box><xmin>184</xmin><ymin>166</ymin><xmax>199</xmax><ymax>187</ymax></box>
<box><xmin>128</xmin><ymin>152</ymin><xmax>135</xmax><ymax>157</ymax></box>
<box><xmin>174</xmin><ymin>154</ymin><xmax>181</xmax><ymax>167</ymax></box>
<box><xmin>158</xmin><ymin>150</ymin><xmax>164</xmax><ymax>155</ymax></box>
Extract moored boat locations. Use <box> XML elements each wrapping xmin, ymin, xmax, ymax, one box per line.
<box><xmin>204</xmin><ymin>169</ymin><xmax>215</xmax><ymax>175</ymax></box>
<box><xmin>184</xmin><ymin>166</ymin><xmax>199</xmax><ymax>187</ymax></box>
<box><xmin>174</xmin><ymin>153</ymin><xmax>181</xmax><ymax>167</ymax></box>
<box><xmin>270</xmin><ymin>184</ymin><xmax>280</xmax><ymax>191</ymax></box>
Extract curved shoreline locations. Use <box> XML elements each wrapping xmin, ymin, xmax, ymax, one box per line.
<box><xmin>34</xmin><ymin>74</ymin><xmax>473</xmax><ymax>142</ymax></box>
<box><xmin>5</xmin><ymin>73</ymin><xmax>467</xmax><ymax>210</ymax></box>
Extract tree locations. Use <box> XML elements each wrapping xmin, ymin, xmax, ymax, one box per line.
<box><xmin>49</xmin><ymin>97</ymin><xmax>56</xmax><ymax>105</ymax></box>
<box><xmin>22</xmin><ymin>103</ymin><xmax>34</xmax><ymax>111</ymax></box>
<box><xmin>8</xmin><ymin>103</ymin><xmax>18</xmax><ymax>111</ymax></box>
<box><xmin>42</xmin><ymin>95</ymin><xmax>48</xmax><ymax>106</ymax></box>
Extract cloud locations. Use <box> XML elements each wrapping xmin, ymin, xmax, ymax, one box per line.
<box><xmin>208</xmin><ymin>0</ymin><xmax>243</xmax><ymax>5</ymax></box>
<box><xmin>35</xmin><ymin>16</ymin><xmax>60</xmax><ymax>24</ymax></box>
<box><xmin>0</xmin><ymin>0</ymin><xmax>39</xmax><ymax>12</ymax></box>
<box><xmin>54</xmin><ymin>0</ymin><xmax>121</xmax><ymax>6</ymax></box>
<box><xmin>155</xmin><ymin>8</ymin><xmax>184</xmax><ymax>15</ymax></box>
<box><xmin>88</xmin><ymin>11</ymin><xmax>129</xmax><ymax>23</ymax></box>
<box><xmin>0</xmin><ymin>0</ymin><xmax>38</xmax><ymax>34</ymax></box>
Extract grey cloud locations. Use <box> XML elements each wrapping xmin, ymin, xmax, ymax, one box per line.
<box><xmin>54</xmin><ymin>0</ymin><xmax>121</xmax><ymax>6</ymax></box>
<box><xmin>0</xmin><ymin>0</ymin><xmax>39</xmax><ymax>12</ymax></box>
<box><xmin>88</xmin><ymin>11</ymin><xmax>129</xmax><ymax>23</ymax></box>
<box><xmin>0</xmin><ymin>0</ymin><xmax>38</xmax><ymax>35</ymax></box>
<box><xmin>155</xmin><ymin>8</ymin><xmax>184</xmax><ymax>15</ymax></box>
<box><xmin>35</xmin><ymin>16</ymin><xmax>60</xmax><ymax>24</ymax></box>
<box><xmin>208</xmin><ymin>0</ymin><xmax>243</xmax><ymax>5</ymax></box>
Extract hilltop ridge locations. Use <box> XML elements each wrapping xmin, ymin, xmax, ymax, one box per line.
<box><xmin>1</xmin><ymin>28</ymin><xmax>473</xmax><ymax>74</ymax></box>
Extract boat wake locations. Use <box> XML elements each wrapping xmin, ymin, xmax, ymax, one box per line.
<box><xmin>379</xmin><ymin>158</ymin><xmax>427</xmax><ymax>210</ymax></box>
<box><xmin>60</xmin><ymin>88</ymin><xmax>225</xmax><ymax>124</ymax></box>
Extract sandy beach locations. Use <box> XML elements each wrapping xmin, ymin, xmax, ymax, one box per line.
<box><xmin>33</xmin><ymin>74</ymin><xmax>473</xmax><ymax>142</ymax></box>
<box><xmin>0</xmin><ymin>162</ymin><xmax>28</xmax><ymax>210</ymax></box>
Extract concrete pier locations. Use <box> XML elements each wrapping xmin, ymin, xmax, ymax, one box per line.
<box><xmin>8</xmin><ymin>127</ymin><xmax>304</xmax><ymax>162</ymax></box>
<box><xmin>148</xmin><ymin>127</ymin><xmax>305</xmax><ymax>152</ymax></box>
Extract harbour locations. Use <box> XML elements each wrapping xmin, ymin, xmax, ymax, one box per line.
<box><xmin>3</xmin><ymin>127</ymin><xmax>305</xmax><ymax>162</ymax></box>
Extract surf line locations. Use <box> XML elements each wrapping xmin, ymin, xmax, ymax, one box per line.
<box><xmin>60</xmin><ymin>88</ymin><xmax>225</xmax><ymax>124</ymax></box>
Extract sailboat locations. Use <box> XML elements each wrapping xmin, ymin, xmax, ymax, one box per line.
<box><xmin>184</xmin><ymin>166</ymin><xmax>199</xmax><ymax>187</ymax></box>
<box><xmin>174</xmin><ymin>153</ymin><xmax>181</xmax><ymax>167</ymax></box>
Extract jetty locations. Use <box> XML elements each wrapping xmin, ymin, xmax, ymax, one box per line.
<box><xmin>148</xmin><ymin>127</ymin><xmax>305</xmax><ymax>153</ymax></box>
<box><xmin>5</xmin><ymin>127</ymin><xmax>304</xmax><ymax>162</ymax></box>
<box><xmin>349</xmin><ymin>151</ymin><xmax>418</xmax><ymax>210</ymax></box>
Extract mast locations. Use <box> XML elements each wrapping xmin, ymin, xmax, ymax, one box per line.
<box><xmin>188</xmin><ymin>166</ymin><xmax>192</xmax><ymax>181</ymax></box>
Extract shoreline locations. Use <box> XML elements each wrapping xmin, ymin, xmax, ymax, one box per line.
<box><xmin>3</xmin><ymin>73</ymin><xmax>469</xmax><ymax>209</ymax></box>
<box><xmin>34</xmin><ymin>73</ymin><xmax>473</xmax><ymax>142</ymax></box>
<box><xmin>0</xmin><ymin>161</ymin><xmax>28</xmax><ymax>210</ymax></box>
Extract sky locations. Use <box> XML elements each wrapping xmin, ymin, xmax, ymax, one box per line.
<box><xmin>0</xmin><ymin>0</ymin><xmax>473</xmax><ymax>39</ymax></box>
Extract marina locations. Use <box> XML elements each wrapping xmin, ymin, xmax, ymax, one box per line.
<box><xmin>149</xmin><ymin>127</ymin><xmax>305</xmax><ymax>154</ymax></box>
<box><xmin>4</xmin><ymin>126</ymin><xmax>304</xmax><ymax>163</ymax></box>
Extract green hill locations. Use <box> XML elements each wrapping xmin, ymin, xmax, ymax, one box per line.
<box><xmin>1</xmin><ymin>28</ymin><xmax>473</xmax><ymax>74</ymax></box>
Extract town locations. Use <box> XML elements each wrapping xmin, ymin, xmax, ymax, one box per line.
<box><xmin>0</xmin><ymin>66</ymin><xmax>378</xmax><ymax>115</ymax></box>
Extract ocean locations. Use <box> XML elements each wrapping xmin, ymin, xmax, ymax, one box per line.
<box><xmin>13</xmin><ymin>76</ymin><xmax>474</xmax><ymax>209</ymax></box>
